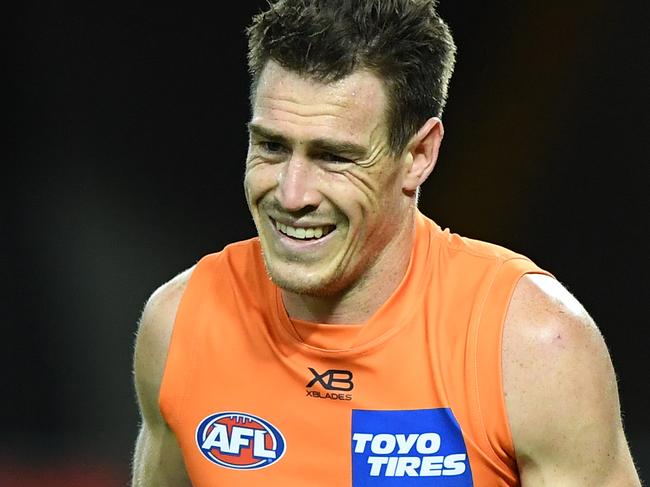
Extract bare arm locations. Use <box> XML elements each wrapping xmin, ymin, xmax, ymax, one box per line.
<box><xmin>503</xmin><ymin>274</ymin><xmax>640</xmax><ymax>486</ymax></box>
<box><xmin>132</xmin><ymin>268</ymin><xmax>194</xmax><ymax>487</ymax></box>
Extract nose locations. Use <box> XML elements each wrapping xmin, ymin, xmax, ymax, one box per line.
<box><xmin>276</xmin><ymin>155</ymin><xmax>321</xmax><ymax>212</ymax></box>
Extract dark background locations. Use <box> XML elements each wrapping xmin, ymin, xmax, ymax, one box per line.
<box><xmin>5</xmin><ymin>1</ymin><xmax>648</xmax><ymax>485</ymax></box>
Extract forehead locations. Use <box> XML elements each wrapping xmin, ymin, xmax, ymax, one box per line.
<box><xmin>251</xmin><ymin>61</ymin><xmax>388</xmax><ymax>141</ymax></box>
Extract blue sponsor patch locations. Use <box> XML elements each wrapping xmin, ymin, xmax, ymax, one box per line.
<box><xmin>351</xmin><ymin>408</ymin><xmax>473</xmax><ymax>486</ymax></box>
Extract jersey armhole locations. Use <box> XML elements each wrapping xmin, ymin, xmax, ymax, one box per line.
<box><xmin>473</xmin><ymin>257</ymin><xmax>553</xmax><ymax>479</ymax></box>
<box><xmin>158</xmin><ymin>254</ymin><xmax>218</xmax><ymax>428</ymax></box>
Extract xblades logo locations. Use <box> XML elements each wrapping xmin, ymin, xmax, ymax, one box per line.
<box><xmin>306</xmin><ymin>368</ymin><xmax>354</xmax><ymax>401</ymax></box>
<box><xmin>307</xmin><ymin>368</ymin><xmax>354</xmax><ymax>391</ymax></box>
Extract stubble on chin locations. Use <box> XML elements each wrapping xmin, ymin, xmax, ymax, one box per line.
<box><xmin>260</xmin><ymin>252</ymin><xmax>348</xmax><ymax>298</ymax></box>
<box><xmin>263</xmin><ymin>263</ymin><xmax>331</xmax><ymax>297</ymax></box>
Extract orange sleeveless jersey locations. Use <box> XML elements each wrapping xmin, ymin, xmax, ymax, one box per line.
<box><xmin>159</xmin><ymin>211</ymin><xmax>551</xmax><ymax>486</ymax></box>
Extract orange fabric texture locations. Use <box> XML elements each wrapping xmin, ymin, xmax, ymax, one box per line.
<box><xmin>159</xmin><ymin>211</ymin><xmax>550</xmax><ymax>486</ymax></box>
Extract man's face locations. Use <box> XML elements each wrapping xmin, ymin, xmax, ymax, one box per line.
<box><xmin>244</xmin><ymin>61</ymin><xmax>412</xmax><ymax>297</ymax></box>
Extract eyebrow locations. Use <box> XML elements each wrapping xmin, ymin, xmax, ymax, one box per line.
<box><xmin>247</xmin><ymin>122</ymin><xmax>369</xmax><ymax>159</ymax></box>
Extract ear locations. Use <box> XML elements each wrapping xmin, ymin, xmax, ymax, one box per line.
<box><xmin>402</xmin><ymin>117</ymin><xmax>444</xmax><ymax>193</ymax></box>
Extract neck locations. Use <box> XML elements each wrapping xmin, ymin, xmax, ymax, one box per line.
<box><xmin>281</xmin><ymin>210</ymin><xmax>416</xmax><ymax>324</ymax></box>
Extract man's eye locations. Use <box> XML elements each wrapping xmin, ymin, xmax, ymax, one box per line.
<box><xmin>321</xmin><ymin>153</ymin><xmax>353</xmax><ymax>164</ymax></box>
<box><xmin>259</xmin><ymin>141</ymin><xmax>285</xmax><ymax>153</ymax></box>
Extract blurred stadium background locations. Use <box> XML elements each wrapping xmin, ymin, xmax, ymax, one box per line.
<box><xmin>5</xmin><ymin>1</ymin><xmax>648</xmax><ymax>485</ymax></box>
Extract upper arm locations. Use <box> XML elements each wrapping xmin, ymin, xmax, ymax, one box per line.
<box><xmin>502</xmin><ymin>274</ymin><xmax>640</xmax><ymax>486</ymax></box>
<box><xmin>132</xmin><ymin>268</ymin><xmax>194</xmax><ymax>487</ymax></box>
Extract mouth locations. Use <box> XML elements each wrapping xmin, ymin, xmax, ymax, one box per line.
<box><xmin>271</xmin><ymin>218</ymin><xmax>336</xmax><ymax>242</ymax></box>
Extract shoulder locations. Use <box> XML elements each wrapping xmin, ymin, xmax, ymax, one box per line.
<box><xmin>502</xmin><ymin>274</ymin><xmax>638</xmax><ymax>484</ymax></box>
<box><xmin>502</xmin><ymin>274</ymin><xmax>608</xmax><ymax>399</ymax></box>
<box><xmin>133</xmin><ymin>267</ymin><xmax>195</xmax><ymax>421</ymax></box>
<box><xmin>503</xmin><ymin>274</ymin><xmax>600</xmax><ymax>356</ymax></box>
<box><xmin>502</xmin><ymin>273</ymin><xmax>612</xmax><ymax>446</ymax></box>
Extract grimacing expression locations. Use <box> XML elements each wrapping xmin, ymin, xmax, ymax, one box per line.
<box><xmin>244</xmin><ymin>61</ymin><xmax>414</xmax><ymax>297</ymax></box>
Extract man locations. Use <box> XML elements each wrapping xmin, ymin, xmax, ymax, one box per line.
<box><xmin>132</xmin><ymin>0</ymin><xmax>640</xmax><ymax>485</ymax></box>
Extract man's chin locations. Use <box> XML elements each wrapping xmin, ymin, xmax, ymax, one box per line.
<box><xmin>265</xmin><ymin>264</ymin><xmax>346</xmax><ymax>298</ymax></box>
<box><xmin>268</xmin><ymin>272</ymin><xmax>328</xmax><ymax>297</ymax></box>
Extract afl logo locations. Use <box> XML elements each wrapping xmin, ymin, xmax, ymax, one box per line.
<box><xmin>195</xmin><ymin>412</ymin><xmax>286</xmax><ymax>470</ymax></box>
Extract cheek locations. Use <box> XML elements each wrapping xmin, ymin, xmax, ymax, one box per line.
<box><xmin>244</xmin><ymin>163</ymin><xmax>279</xmax><ymax>202</ymax></box>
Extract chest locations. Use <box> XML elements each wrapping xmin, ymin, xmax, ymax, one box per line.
<box><xmin>172</xmin><ymin>309</ymin><xmax>481</xmax><ymax>486</ymax></box>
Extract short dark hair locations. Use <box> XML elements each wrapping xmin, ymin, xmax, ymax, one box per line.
<box><xmin>246</xmin><ymin>0</ymin><xmax>457</xmax><ymax>155</ymax></box>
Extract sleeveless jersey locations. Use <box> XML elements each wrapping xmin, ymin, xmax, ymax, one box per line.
<box><xmin>159</xmin><ymin>211</ymin><xmax>551</xmax><ymax>486</ymax></box>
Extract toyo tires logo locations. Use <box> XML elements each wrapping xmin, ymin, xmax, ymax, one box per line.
<box><xmin>196</xmin><ymin>411</ymin><xmax>286</xmax><ymax>470</ymax></box>
<box><xmin>352</xmin><ymin>408</ymin><xmax>473</xmax><ymax>485</ymax></box>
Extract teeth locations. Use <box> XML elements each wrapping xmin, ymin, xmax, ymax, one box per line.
<box><xmin>275</xmin><ymin>220</ymin><xmax>332</xmax><ymax>240</ymax></box>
